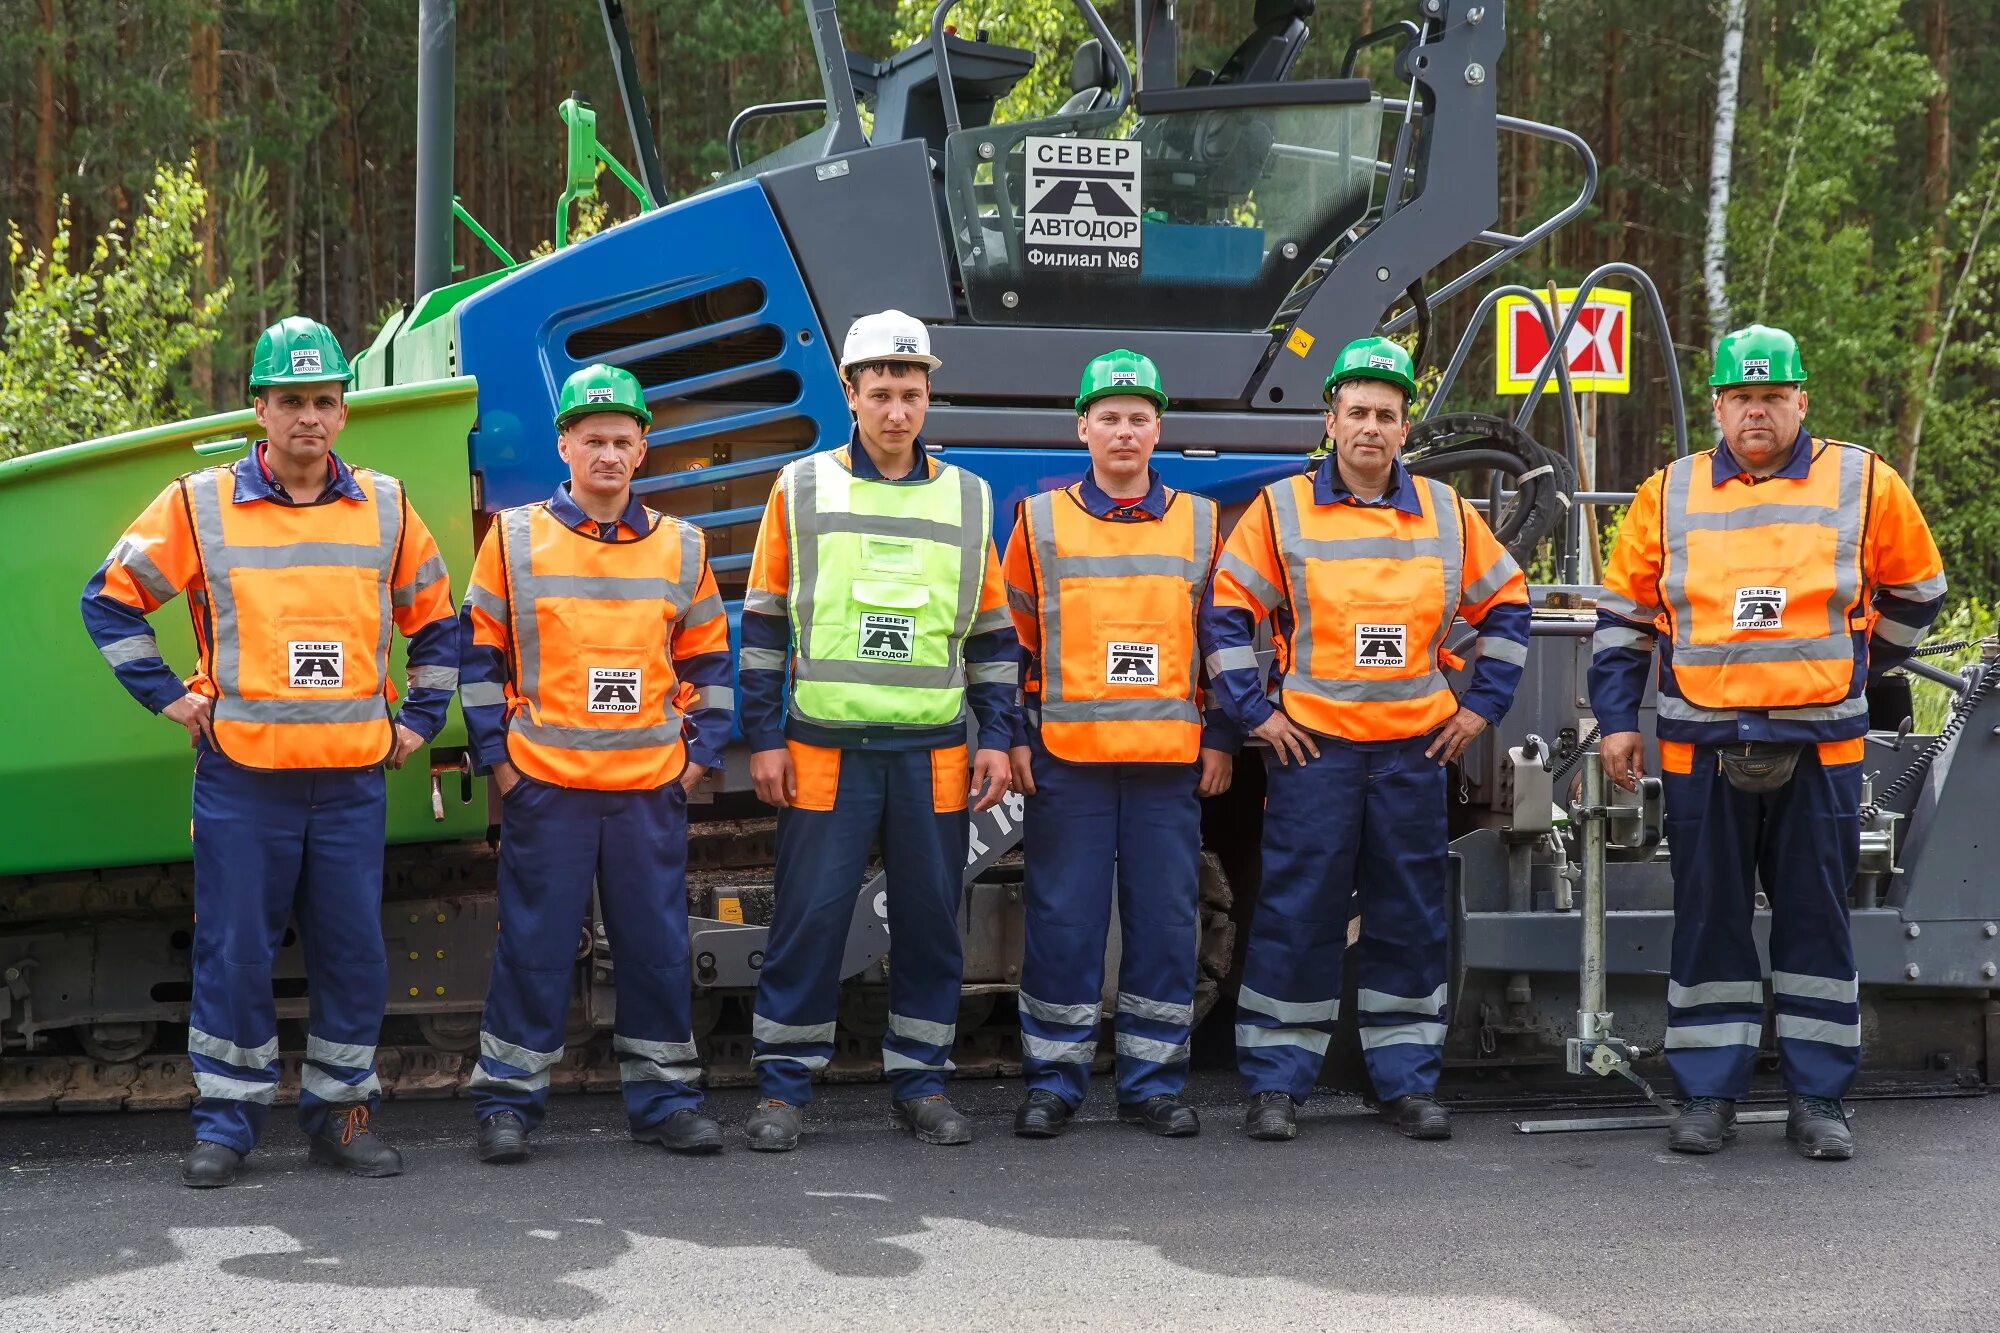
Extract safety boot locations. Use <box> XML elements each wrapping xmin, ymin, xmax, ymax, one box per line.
<box><xmin>1785</xmin><ymin>1095</ymin><xmax>1855</xmax><ymax>1161</ymax></box>
<box><xmin>476</xmin><ymin>1111</ymin><xmax>529</xmax><ymax>1164</ymax></box>
<box><xmin>634</xmin><ymin>1108</ymin><xmax>724</xmax><ymax>1155</ymax></box>
<box><xmin>1380</xmin><ymin>1095</ymin><xmax>1452</xmax><ymax>1140</ymax></box>
<box><xmin>744</xmin><ymin>1099</ymin><xmax>803</xmax><ymax>1153</ymax></box>
<box><xmin>1119</xmin><ymin>1095</ymin><xmax>1201</xmax><ymax>1137</ymax></box>
<box><xmin>307</xmin><ymin>1105</ymin><xmax>404</xmax><ymax>1178</ymax></box>
<box><xmin>1243</xmin><ymin>1090</ymin><xmax>1298</xmax><ymax>1141</ymax></box>
<box><xmin>180</xmin><ymin>1140</ymin><xmax>243</xmax><ymax>1189</ymax></box>
<box><xmin>1013</xmin><ymin>1090</ymin><xmax>1074</xmax><ymax>1139</ymax></box>
<box><xmin>893</xmin><ymin>1094</ymin><xmax>974</xmax><ymax>1145</ymax></box>
<box><xmin>1666</xmin><ymin>1096</ymin><xmax>1737</xmax><ymax>1154</ymax></box>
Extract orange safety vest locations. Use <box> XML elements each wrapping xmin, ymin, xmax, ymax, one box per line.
<box><xmin>182</xmin><ymin>464</ymin><xmax>405</xmax><ymax>770</ymax></box>
<box><xmin>1266</xmin><ymin>471</ymin><xmax>1465</xmax><ymax>741</ymax></box>
<box><xmin>1656</xmin><ymin>439</ymin><xmax>1871</xmax><ymax>714</ymax></box>
<box><xmin>496</xmin><ymin>502</ymin><xmax>705</xmax><ymax>790</ymax></box>
<box><xmin>1019</xmin><ymin>484</ymin><xmax>1217</xmax><ymax>764</ymax></box>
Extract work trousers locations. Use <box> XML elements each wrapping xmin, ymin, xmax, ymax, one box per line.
<box><xmin>186</xmin><ymin>753</ymin><xmax>388</xmax><ymax>1154</ymax></box>
<box><xmin>1236</xmin><ymin>736</ymin><xmax>1450</xmax><ymax>1104</ymax></box>
<box><xmin>751</xmin><ymin>743</ymin><xmax>970</xmax><ymax>1105</ymax></box>
<box><xmin>1661</xmin><ymin>743</ymin><xmax>1863</xmax><ymax>1100</ymax></box>
<box><xmin>1017</xmin><ymin>731</ymin><xmax>1200</xmax><ymax>1107</ymax></box>
<box><xmin>470</xmin><ymin>775</ymin><xmax>703</xmax><ymax>1133</ymax></box>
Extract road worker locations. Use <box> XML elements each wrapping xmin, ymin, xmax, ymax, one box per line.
<box><xmin>81</xmin><ymin>316</ymin><xmax>459</xmax><ymax>1187</ymax></box>
<box><xmin>1203</xmin><ymin>336</ymin><xmax>1530</xmax><ymax>1143</ymax></box>
<box><xmin>737</xmin><ymin>310</ymin><xmax>1018</xmax><ymax>1151</ymax></box>
<box><xmin>1004</xmin><ymin>350</ymin><xmax>1232</xmax><ymax>1140</ymax></box>
<box><xmin>1589</xmin><ymin>325</ymin><xmax>1945</xmax><ymax>1161</ymax></box>
<box><xmin>458</xmin><ymin>363</ymin><xmax>734</xmax><ymax>1163</ymax></box>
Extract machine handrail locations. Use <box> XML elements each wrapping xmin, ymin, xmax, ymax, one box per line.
<box><xmin>727</xmin><ymin>99</ymin><xmax>829</xmax><ymax>171</ymax></box>
<box><xmin>930</xmin><ymin>0</ymin><xmax>1131</xmax><ymax>136</ymax></box>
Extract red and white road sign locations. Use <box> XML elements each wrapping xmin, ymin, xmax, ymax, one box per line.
<box><xmin>1494</xmin><ymin>287</ymin><xmax>1633</xmax><ymax>395</ymax></box>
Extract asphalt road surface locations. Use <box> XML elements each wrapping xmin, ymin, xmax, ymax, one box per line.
<box><xmin>2</xmin><ymin>1073</ymin><xmax>1994</xmax><ymax>1332</ymax></box>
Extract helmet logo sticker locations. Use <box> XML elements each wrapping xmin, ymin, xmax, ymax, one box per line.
<box><xmin>588</xmin><ymin>667</ymin><xmax>642</xmax><ymax>713</ymax></box>
<box><xmin>893</xmin><ymin>335</ymin><xmax>921</xmax><ymax>354</ymax></box>
<box><xmin>1105</xmin><ymin>641</ymin><xmax>1159</xmax><ymax>685</ymax></box>
<box><xmin>289</xmin><ymin>641</ymin><xmax>344</xmax><ymax>689</ymax></box>
<box><xmin>1733</xmin><ymin>586</ymin><xmax>1786</xmax><ymax>631</ymax></box>
<box><xmin>289</xmin><ymin>348</ymin><xmax>323</xmax><ymax>375</ymax></box>
<box><xmin>1368</xmin><ymin>354</ymin><xmax>1399</xmax><ymax>370</ymax></box>
<box><xmin>858</xmin><ymin>612</ymin><xmax>916</xmax><ymax>662</ymax></box>
<box><xmin>1109</xmin><ymin>371</ymin><xmax>1139</xmax><ymax>386</ymax></box>
<box><xmin>585</xmin><ymin>386</ymin><xmax>615</xmax><ymax>403</ymax></box>
<box><xmin>1741</xmin><ymin>358</ymin><xmax>1771</xmax><ymax>381</ymax></box>
<box><xmin>1354</xmin><ymin>624</ymin><xmax>1407</xmax><ymax>668</ymax></box>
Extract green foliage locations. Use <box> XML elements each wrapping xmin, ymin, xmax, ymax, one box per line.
<box><xmin>0</xmin><ymin>160</ymin><xmax>231</xmax><ymax>460</ymax></box>
<box><xmin>891</xmin><ymin>0</ymin><xmax>1100</xmax><ymax>123</ymax></box>
<box><xmin>1908</xmin><ymin>599</ymin><xmax>1995</xmax><ymax>735</ymax></box>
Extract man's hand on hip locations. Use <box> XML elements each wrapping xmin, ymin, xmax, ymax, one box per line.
<box><xmin>162</xmin><ymin>692</ymin><xmax>215</xmax><ymax>750</ymax></box>
<box><xmin>1424</xmin><ymin>707</ymin><xmax>1489</xmax><ymax>767</ymax></box>
<box><xmin>1252</xmin><ymin>709</ymin><xmax>1320</xmax><ymax>767</ymax></box>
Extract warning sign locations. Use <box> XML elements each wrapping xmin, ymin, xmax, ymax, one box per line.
<box><xmin>1105</xmin><ymin>642</ymin><xmax>1159</xmax><ymax>685</ymax></box>
<box><xmin>289</xmin><ymin>641</ymin><xmax>344</xmax><ymax>689</ymax></box>
<box><xmin>1733</xmin><ymin>587</ymin><xmax>1786</xmax><ymax>631</ymax></box>
<box><xmin>1023</xmin><ymin>137</ymin><xmax>1142</xmax><ymax>273</ymax></box>
<box><xmin>588</xmin><ymin>667</ymin><xmax>642</xmax><ymax>713</ymax></box>
<box><xmin>859</xmin><ymin>613</ymin><xmax>916</xmax><ymax>662</ymax></box>
<box><xmin>1354</xmin><ymin>624</ymin><xmax>1407</xmax><ymax>668</ymax></box>
<box><xmin>1494</xmin><ymin>287</ymin><xmax>1632</xmax><ymax>395</ymax></box>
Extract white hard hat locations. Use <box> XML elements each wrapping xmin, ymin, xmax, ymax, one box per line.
<box><xmin>840</xmin><ymin>309</ymin><xmax>942</xmax><ymax>373</ymax></box>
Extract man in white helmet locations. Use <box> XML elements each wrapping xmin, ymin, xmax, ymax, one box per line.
<box><xmin>736</xmin><ymin>310</ymin><xmax>1018</xmax><ymax>1151</ymax></box>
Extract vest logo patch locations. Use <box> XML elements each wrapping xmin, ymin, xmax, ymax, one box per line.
<box><xmin>1734</xmin><ymin>586</ymin><xmax>1787</xmax><ymax>630</ymax></box>
<box><xmin>1106</xmin><ymin>641</ymin><xmax>1159</xmax><ymax>685</ymax></box>
<box><xmin>1355</xmin><ymin>624</ymin><xmax>1407</xmax><ymax>668</ymax></box>
<box><xmin>858</xmin><ymin>612</ymin><xmax>916</xmax><ymax>662</ymax></box>
<box><xmin>289</xmin><ymin>641</ymin><xmax>344</xmax><ymax>689</ymax></box>
<box><xmin>1740</xmin><ymin>357</ymin><xmax>1771</xmax><ymax>381</ymax></box>
<box><xmin>585</xmin><ymin>386</ymin><xmax>615</xmax><ymax>404</ymax></box>
<box><xmin>588</xmin><ymin>667</ymin><xmax>642</xmax><ymax>713</ymax></box>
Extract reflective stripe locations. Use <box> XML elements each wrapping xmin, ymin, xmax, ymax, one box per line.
<box><xmin>1670</xmin><ymin>638</ymin><xmax>1859</xmax><ymax>668</ymax></box>
<box><xmin>305</xmin><ymin>1036</ymin><xmax>377</xmax><ymax>1070</ymax></box>
<box><xmin>1116</xmin><ymin>992</ymin><xmax>1193</xmax><ymax>1026</ymax></box>
<box><xmin>887</xmin><ymin>1012</ymin><xmax>957</xmax><ymax>1049</ymax></box>
<box><xmin>1462</xmin><ymin>551</ymin><xmax>1523</xmax><ymax>605</ymax></box>
<box><xmin>194</xmin><ymin>1071</ymin><xmax>278</xmax><ymax>1104</ymax></box>
<box><xmin>1205</xmin><ymin>645</ymin><xmax>1260</xmax><ymax>676</ymax></box>
<box><xmin>1663</xmin><ymin>1020</ymin><xmax>1764</xmax><ymax>1050</ymax></box>
<box><xmin>468</xmin><ymin>1065</ymin><xmax>552</xmax><ymax>1094</ymax></box>
<box><xmin>300</xmin><ymin>1064</ymin><xmax>381</xmax><ymax>1103</ymax></box>
<box><xmin>1234</xmin><ymin>1023</ymin><xmax>1332</xmax><ymax>1055</ymax></box>
<box><xmin>1040</xmin><ymin>697</ymin><xmax>1198</xmax><ymax>724</ymax></box>
<box><xmin>467</xmin><ymin>583</ymin><xmax>508</xmax><ymax>621</ymax></box>
<box><xmin>1020</xmin><ymin>1032</ymin><xmax>1097</xmax><ymax>1064</ymax></box>
<box><xmin>1115</xmin><ymin>1032</ymin><xmax>1190</xmax><ymax>1065</ymax></box>
<box><xmin>99</xmin><ymin>633</ymin><xmax>162</xmax><ymax>668</ymax></box>
<box><xmin>1655</xmin><ymin>694</ymin><xmax>1868</xmax><ymax>725</ymax></box>
<box><xmin>684</xmin><ymin>592</ymin><xmax>724</xmax><ymax>627</ymax></box>
<box><xmin>614</xmin><ymin>1035</ymin><xmax>701</xmax><ymax>1084</ymax></box>
<box><xmin>969</xmin><ymin>606</ymin><xmax>1013</xmax><ymax>637</ymax></box>
<box><xmin>743</xmin><ymin>587</ymin><xmax>786</xmax><ymax>617</ymax></box>
<box><xmin>1279</xmin><ymin>671</ymin><xmax>1450</xmax><ymax>704</ymax></box>
<box><xmin>214</xmin><ymin>696</ymin><xmax>389</xmax><ymax>724</ymax></box>
<box><xmin>528</xmin><ymin>573</ymin><xmax>675</xmax><ymax>601</ymax></box>
<box><xmin>1356</xmin><ymin>983</ymin><xmax>1447</xmax><ymax>1016</ymax></box>
<box><xmin>739</xmin><ymin>646</ymin><xmax>788</xmax><ymax>672</ymax></box>
<box><xmin>882</xmin><ymin>1049</ymin><xmax>956</xmax><ymax>1073</ymax></box>
<box><xmin>1674</xmin><ymin>502</ymin><xmax>1840</xmax><ymax>531</ymax></box>
<box><xmin>1774</xmin><ymin>1014</ymin><xmax>1861</xmax><ymax>1047</ymax></box>
<box><xmin>393</xmin><ymin>554</ymin><xmax>449</xmax><ymax>606</ymax></box>
<box><xmin>500</xmin><ymin>509</ymin><xmax>543</xmax><ymax>701</ymax></box>
<box><xmin>1238</xmin><ymin>984</ymin><xmax>1338</xmax><ymax>1025</ymax></box>
<box><xmin>1596</xmin><ymin>590</ymin><xmax>1656</xmax><ymax>621</ymax></box>
<box><xmin>1358</xmin><ymin>1020</ymin><xmax>1447</xmax><ymax>1050</ymax></box>
<box><xmin>1668</xmin><ymin>979</ymin><xmax>1766</xmax><ymax>1009</ymax></box>
<box><xmin>1027</xmin><ymin>493</ymin><xmax>1064</xmax><ymax>704</ymax></box>
<box><xmin>1872</xmin><ymin>616</ymin><xmax>1926</xmax><ymax>647</ymax></box>
<box><xmin>753</xmin><ymin>1015</ymin><xmax>836</xmax><ymax>1047</ymax></box>
<box><xmin>1593</xmin><ymin>624</ymin><xmax>1653</xmax><ymax>654</ymax></box>
<box><xmin>1006</xmin><ymin>582</ymin><xmax>1038</xmax><ymax>615</ymax></box>
<box><xmin>221</xmin><ymin>541</ymin><xmax>390</xmax><ymax>571</ymax></box>
<box><xmin>1473</xmin><ymin>634</ymin><xmax>1529</xmax><ymax>667</ymax></box>
<box><xmin>1771</xmin><ymin>970</ymin><xmax>1859</xmax><ymax>1003</ymax></box>
<box><xmin>460</xmin><ymin>681</ymin><xmax>507</xmax><ymax>708</ymax></box>
<box><xmin>966</xmin><ymin>660</ymin><xmax>1019</xmax><ymax>686</ymax></box>
<box><xmin>109</xmin><ymin>539</ymin><xmax>177</xmax><ymax>605</ymax></box>
<box><xmin>1881</xmin><ymin>572</ymin><xmax>1947</xmax><ymax>601</ymax></box>
<box><xmin>407</xmin><ymin>665</ymin><xmax>458</xmax><ymax>691</ymax></box>
<box><xmin>690</xmin><ymin>686</ymin><xmax>734</xmax><ymax>712</ymax></box>
<box><xmin>792</xmin><ymin>657</ymin><xmax>964</xmax><ymax>688</ymax></box>
<box><xmin>1049</xmin><ymin>553</ymin><xmax>1205</xmax><ymax>581</ymax></box>
<box><xmin>1217</xmin><ymin>550</ymin><xmax>1285</xmax><ymax>611</ymax></box>
<box><xmin>1019</xmin><ymin>992</ymin><xmax>1101</xmax><ymax>1028</ymax></box>
<box><xmin>751</xmin><ymin>1052</ymin><xmax>831</xmax><ymax>1071</ymax></box>
<box><xmin>480</xmin><ymin>1031</ymin><xmax>563</xmax><ymax>1073</ymax></box>
<box><xmin>511</xmin><ymin>718</ymin><xmax>681</xmax><ymax>751</ymax></box>
<box><xmin>620</xmin><ymin>1057</ymin><xmax>702</xmax><ymax>1085</ymax></box>
<box><xmin>189</xmin><ymin>1027</ymin><xmax>278</xmax><ymax>1070</ymax></box>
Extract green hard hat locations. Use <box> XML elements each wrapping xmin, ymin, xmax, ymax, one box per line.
<box><xmin>555</xmin><ymin>363</ymin><xmax>653</xmax><ymax>429</ymax></box>
<box><xmin>1323</xmin><ymin>336</ymin><xmax>1418</xmax><ymax>402</ymax></box>
<box><xmin>1710</xmin><ymin>324</ymin><xmax>1808</xmax><ymax>388</ymax></box>
<box><xmin>248</xmin><ymin>316</ymin><xmax>353</xmax><ymax>389</ymax></box>
<box><xmin>1075</xmin><ymin>348</ymin><xmax>1168</xmax><ymax>414</ymax></box>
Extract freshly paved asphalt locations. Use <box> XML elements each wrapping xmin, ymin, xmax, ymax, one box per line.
<box><xmin>1</xmin><ymin>1072</ymin><xmax>1993</xmax><ymax>1332</ymax></box>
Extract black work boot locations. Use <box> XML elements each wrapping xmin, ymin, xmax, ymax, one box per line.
<box><xmin>307</xmin><ymin>1105</ymin><xmax>403</xmax><ymax>1178</ymax></box>
<box><xmin>181</xmin><ymin>1140</ymin><xmax>243</xmax><ymax>1189</ymax></box>
<box><xmin>477</xmin><ymin>1111</ymin><xmax>529</xmax><ymax>1164</ymax></box>
<box><xmin>1013</xmin><ymin>1090</ymin><xmax>1073</xmax><ymax>1139</ymax></box>
<box><xmin>1119</xmin><ymin>1095</ymin><xmax>1201</xmax><ymax>1138</ymax></box>
<box><xmin>635</xmin><ymin>1108</ymin><xmax>724</xmax><ymax>1155</ymax></box>
<box><xmin>1667</xmin><ymin>1096</ymin><xmax>1737</xmax><ymax>1154</ymax></box>
<box><xmin>744</xmin><ymin>1099</ymin><xmax>803</xmax><ymax>1153</ymax></box>
<box><xmin>1786</xmin><ymin>1095</ymin><xmax>1855</xmax><ymax>1161</ymax></box>
<box><xmin>893</xmin><ymin>1094</ymin><xmax>974</xmax><ymax>1145</ymax></box>
<box><xmin>1243</xmin><ymin>1090</ymin><xmax>1298</xmax><ymax>1141</ymax></box>
<box><xmin>1381</xmin><ymin>1094</ymin><xmax>1452</xmax><ymax>1140</ymax></box>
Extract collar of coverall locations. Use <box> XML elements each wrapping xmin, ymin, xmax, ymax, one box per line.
<box><xmin>548</xmin><ymin>482</ymin><xmax>653</xmax><ymax>539</ymax></box>
<box><xmin>1313</xmin><ymin>453</ymin><xmax>1423</xmax><ymax>516</ymax></box>
<box><xmin>1077</xmin><ymin>466</ymin><xmax>1168</xmax><ymax>520</ymax></box>
<box><xmin>844</xmin><ymin>425</ymin><xmax>935</xmax><ymax>482</ymax></box>
<box><xmin>237</xmin><ymin>443</ymin><xmax>364</xmax><ymax>505</ymax></box>
<box><xmin>1711</xmin><ymin>425</ymin><xmax>1814</xmax><ymax>486</ymax></box>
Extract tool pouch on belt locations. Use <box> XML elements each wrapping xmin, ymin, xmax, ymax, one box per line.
<box><xmin>1716</xmin><ymin>742</ymin><xmax>1803</xmax><ymax>793</ymax></box>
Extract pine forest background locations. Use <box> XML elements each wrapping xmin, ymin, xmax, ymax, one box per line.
<box><xmin>2</xmin><ymin>1</ymin><xmax>1997</xmax><ymax>608</ymax></box>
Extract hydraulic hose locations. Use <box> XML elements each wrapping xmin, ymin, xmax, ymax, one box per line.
<box><xmin>1860</xmin><ymin>655</ymin><xmax>1995</xmax><ymax>824</ymax></box>
<box><xmin>1402</xmin><ymin>412</ymin><xmax>1576</xmax><ymax>565</ymax></box>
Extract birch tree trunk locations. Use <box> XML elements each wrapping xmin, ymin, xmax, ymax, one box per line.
<box><xmin>1703</xmin><ymin>0</ymin><xmax>1748</xmax><ymax>345</ymax></box>
<box><xmin>1895</xmin><ymin>0</ymin><xmax>1950</xmax><ymax>482</ymax></box>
